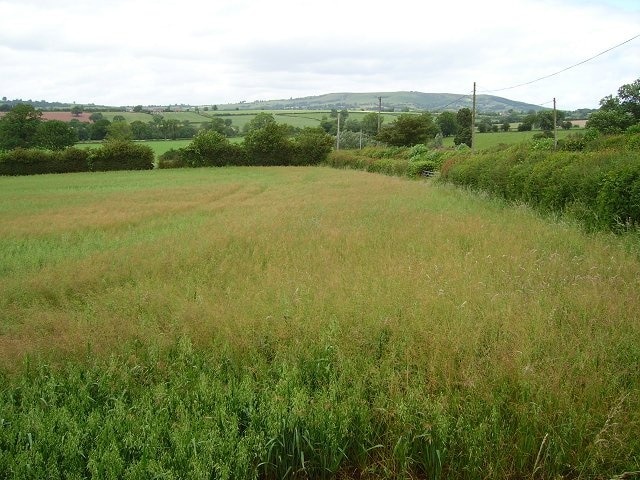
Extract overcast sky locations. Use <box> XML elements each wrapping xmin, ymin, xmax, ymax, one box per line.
<box><xmin>1</xmin><ymin>0</ymin><xmax>638</xmax><ymax>110</ymax></box>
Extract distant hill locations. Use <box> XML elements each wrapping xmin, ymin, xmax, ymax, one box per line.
<box><xmin>223</xmin><ymin>91</ymin><xmax>546</xmax><ymax>113</ymax></box>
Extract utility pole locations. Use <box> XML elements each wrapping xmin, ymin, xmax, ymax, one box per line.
<box><xmin>336</xmin><ymin>112</ymin><xmax>341</xmax><ymax>150</ymax></box>
<box><xmin>553</xmin><ymin>97</ymin><xmax>557</xmax><ymax>150</ymax></box>
<box><xmin>378</xmin><ymin>96</ymin><xmax>382</xmax><ymax>134</ymax></box>
<box><xmin>471</xmin><ymin>82</ymin><xmax>476</xmax><ymax>153</ymax></box>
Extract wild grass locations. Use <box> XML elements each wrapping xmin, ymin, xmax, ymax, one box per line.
<box><xmin>0</xmin><ymin>167</ymin><xmax>639</xmax><ymax>478</ymax></box>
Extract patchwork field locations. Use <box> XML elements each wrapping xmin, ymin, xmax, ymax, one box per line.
<box><xmin>0</xmin><ymin>167</ymin><xmax>638</xmax><ymax>478</ymax></box>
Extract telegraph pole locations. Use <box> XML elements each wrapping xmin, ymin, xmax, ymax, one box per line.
<box><xmin>471</xmin><ymin>82</ymin><xmax>476</xmax><ymax>153</ymax></box>
<box><xmin>378</xmin><ymin>96</ymin><xmax>382</xmax><ymax>133</ymax></box>
<box><xmin>553</xmin><ymin>97</ymin><xmax>557</xmax><ymax>150</ymax></box>
<box><xmin>336</xmin><ymin>112</ymin><xmax>341</xmax><ymax>150</ymax></box>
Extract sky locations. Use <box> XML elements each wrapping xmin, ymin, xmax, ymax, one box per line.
<box><xmin>1</xmin><ymin>0</ymin><xmax>638</xmax><ymax>110</ymax></box>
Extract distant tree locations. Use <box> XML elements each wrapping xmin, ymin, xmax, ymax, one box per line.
<box><xmin>436</xmin><ymin>111</ymin><xmax>458</xmax><ymax>137</ymax></box>
<box><xmin>361</xmin><ymin>112</ymin><xmax>382</xmax><ymax>136</ymax></box>
<box><xmin>477</xmin><ymin>119</ymin><xmax>492</xmax><ymax>133</ymax></box>
<box><xmin>68</xmin><ymin>119</ymin><xmax>91</xmax><ymax>141</ymax></box>
<box><xmin>130</xmin><ymin>120</ymin><xmax>152</xmax><ymax>140</ymax></box>
<box><xmin>376</xmin><ymin>113</ymin><xmax>439</xmax><ymax>147</ymax></box>
<box><xmin>90</xmin><ymin>119</ymin><xmax>111</xmax><ymax>140</ymax></box>
<box><xmin>161</xmin><ymin>118</ymin><xmax>180</xmax><ymax>139</ymax></box>
<box><xmin>501</xmin><ymin>121</ymin><xmax>511</xmax><ymax>132</ymax></box>
<box><xmin>454</xmin><ymin>108</ymin><xmax>472</xmax><ymax>147</ymax></box>
<box><xmin>561</xmin><ymin>120</ymin><xmax>573</xmax><ymax>130</ymax></box>
<box><xmin>106</xmin><ymin>121</ymin><xmax>133</xmax><ymax>141</ymax></box>
<box><xmin>89</xmin><ymin>112</ymin><xmax>104</xmax><ymax>122</ymax></box>
<box><xmin>243</xmin><ymin>112</ymin><xmax>276</xmax><ymax>134</ymax></box>
<box><xmin>212</xmin><ymin>105</ymin><xmax>218</xmax><ymax>111</ymax></box>
<box><xmin>344</xmin><ymin>118</ymin><xmax>362</xmax><ymax>132</ymax></box>
<box><xmin>491</xmin><ymin>124</ymin><xmax>499</xmax><ymax>133</ymax></box>
<box><xmin>133</xmin><ymin>105</ymin><xmax>143</xmax><ymax>113</ymax></box>
<box><xmin>0</xmin><ymin>103</ymin><xmax>43</xmax><ymax>150</ymax></box>
<box><xmin>243</xmin><ymin>122</ymin><xmax>292</xmax><ymax>165</ymax></box>
<box><xmin>112</xmin><ymin>115</ymin><xmax>126</xmax><ymax>122</ymax></box>
<box><xmin>586</xmin><ymin>78</ymin><xmax>640</xmax><ymax>134</ymax></box>
<box><xmin>34</xmin><ymin>120</ymin><xmax>77</xmax><ymax>150</ymax></box>
<box><xmin>70</xmin><ymin>105</ymin><xmax>83</xmax><ymax>117</ymax></box>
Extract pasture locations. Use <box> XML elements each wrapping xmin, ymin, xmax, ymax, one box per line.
<box><xmin>0</xmin><ymin>167</ymin><xmax>638</xmax><ymax>478</ymax></box>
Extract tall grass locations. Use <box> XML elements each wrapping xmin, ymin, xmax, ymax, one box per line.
<box><xmin>1</xmin><ymin>167</ymin><xmax>639</xmax><ymax>478</ymax></box>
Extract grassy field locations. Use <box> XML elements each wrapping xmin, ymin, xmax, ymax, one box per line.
<box><xmin>1</xmin><ymin>167</ymin><xmax>638</xmax><ymax>478</ymax></box>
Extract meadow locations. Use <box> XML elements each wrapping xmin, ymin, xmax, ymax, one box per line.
<box><xmin>442</xmin><ymin>128</ymin><xmax>583</xmax><ymax>150</ymax></box>
<box><xmin>1</xmin><ymin>167</ymin><xmax>638</xmax><ymax>478</ymax></box>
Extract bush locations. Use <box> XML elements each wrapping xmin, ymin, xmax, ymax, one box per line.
<box><xmin>291</xmin><ymin>128</ymin><xmax>334</xmax><ymax>165</ymax></box>
<box><xmin>0</xmin><ymin>147</ymin><xmax>90</xmax><ymax>176</ymax></box>
<box><xmin>157</xmin><ymin>148</ymin><xmax>188</xmax><ymax>169</ymax></box>
<box><xmin>407</xmin><ymin>159</ymin><xmax>436</xmax><ymax>177</ymax></box>
<box><xmin>88</xmin><ymin>141</ymin><xmax>154</xmax><ymax>172</ymax></box>
<box><xmin>244</xmin><ymin>123</ymin><xmax>292</xmax><ymax>166</ymax></box>
<box><xmin>440</xmin><ymin>144</ymin><xmax>640</xmax><ymax>233</ymax></box>
<box><xmin>180</xmin><ymin>131</ymin><xmax>246</xmax><ymax>167</ymax></box>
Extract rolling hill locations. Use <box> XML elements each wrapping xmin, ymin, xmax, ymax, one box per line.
<box><xmin>222</xmin><ymin>91</ymin><xmax>546</xmax><ymax>113</ymax></box>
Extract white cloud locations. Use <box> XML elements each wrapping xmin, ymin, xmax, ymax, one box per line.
<box><xmin>0</xmin><ymin>0</ymin><xmax>638</xmax><ymax>109</ymax></box>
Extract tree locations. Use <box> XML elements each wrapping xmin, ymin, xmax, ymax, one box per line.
<box><xmin>112</xmin><ymin>115</ymin><xmax>126</xmax><ymax>122</ymax></box>
<box><xmin>71</xmin><ymin>105</ymin><xmax>83</xmax><ymax>117</ymax></box>
<box><xmin>130</xmin><ymin>120</ymin><xmax>152</xmax><ymax>140</ymax></box>
<box><xmin>106</xmin><ymin>121</ymin><xmax>133</xmax><ymax>141</ymax></box>
<box><xmin>587</xmin><ymin>78</ymin><xmax>640</xmax><ymax>134</ymax></box>
<box><xmin>243</xmin><ymin>112</ymin><xmax>276</xmax><ymax>134</ymax></box>
<box><xmin>454</xmin><ymin>108</ymin><xmax>472</xmax><ymax>147</ymax></box>
<box><xmin>68</xmin><ymin>119</ymin><xmax>91</xmax><ymax>141</ymax></box>
<box><xmin>90</xmin><ymin>119</ymin><xmax>111</xmax><ymax>140</ymax></box>
<box><xmin>89</xmin><ymin>112</ymin><xmax>104</xmax><ymax>122</ymax></box>
<box><xmin>501</xmin><ymin>121</ymin><xmax>511</xmax><ymax>132</ymax></box>
<box><xmin>133</xmin><ymin>105</ymin><xmax>143</xmax><ymax>113</ymax></box>
<box><xmin>436</xmin><ymin>111</ymin><xmax>458</xmax><ymax>137</ymax></box>
<box><xmin>376</xmin><ymin>113</ymin><xmax>439</xmax><ymax>147</ymax></box>
<box><xmin>361</xmin><ymin>112</ymin><xmax>382</xmax><ymax>136</ymax></box>
<box><xmin>35</xmin><ymin>120</ymin><xmax>77</xmax><ymax>150</ymax></box>
<box><xmin>243</xmin><ymin>122</ymin><xmax>291</xmax><ymax>165</ymax></box>
<box><xmin>0</xmin><ymin>103</ymin><xmax>42</xmax><ymax>150</ymax></box>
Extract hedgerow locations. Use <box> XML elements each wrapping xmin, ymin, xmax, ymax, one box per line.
<box><xmin>440</xmin><ymin>139</ymin><xmax>640</xmax><ymax>232</ymax></box>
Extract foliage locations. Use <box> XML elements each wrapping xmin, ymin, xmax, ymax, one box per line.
<box><xmin>88</xmin><ymin>140</ymin><xmax>154</xmax><ymax>171</ymax></box>
<box><xmin>436</xmin><ymin>111</ymin><xmax>458</xmax><ymax>137</ymax></box>
<box><xmin>0</xmin><ymin>147</ymin><xmax>89</xmax><ymax>175</ymax></box>
<box><xmin>180</xmin><ymin>131</ymin><xmax>245</xmax><ymax>167</ymax></box>
<box><xmin>106</xmin><ymin>121</ymin><xmax>133</xmax><ymax>142</ymax></box>
<box><xmin>440</xmin><ymin>142</ymin><xmax>640</xmax><ymax>232</ymax></box>
<box><xmin>243</xmin><ymin>122</ymin><xmax>292</xmax><ymax>165</ymax></box>
<box><xmin>242</xmin><ymin>112</ymin><xmax>277</xmax><ymax>134</ymax></box>
<box><xmin>290</xmin><ymin>127</ymin><xmax>334</xmax><ymax>165</ymax></box>
<box><xmin>157</xmin><ymin>148</ymin><xmax>189</xmax><ymax>169</ymax></box>
<box><xmin>587</xmin><ymin>78</ymin><xmax>640</xmax><ymax>134</ymax></box>
<box><xmin>453</xmin><ymin>108</ymin><xmax>472</xmax><ymax>147</ymax></box>
<box><xmin>90</xmin><ymin>119</ymin><xmax>111</xmax><ymax>140</ymax></box>
<box><xmin>34</xmin><ymin>120</ymin><xmax>78</xmax><ymax>151</ymax></box>
<box><xmin>377</xmin><ymin>113</ymin><xmax>439</xmax><ymax>147</ymax></box>
<box><xmin>0</xmin><ymin>103</ymin><xmax>43</xmax><ymax>150</ymax></box>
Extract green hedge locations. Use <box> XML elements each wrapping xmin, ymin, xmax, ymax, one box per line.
<box><xmin>0</xmin><ymin>142</ymin><xmax>154</xmax><ymax>176</ymax></box>
<box><xmin>0</xmin><ymin>148</ymin><xmax>89</xmax><ymax>175</ymax></box>
<box><xmin>88</xmin><ymin>141</ymin><xmax>154</xmax><ymax>172</ymax></box>
<box><xmin>440</xmin><ymin>144</ymin><xmax>640</xmax><ymax>232</ymax></box>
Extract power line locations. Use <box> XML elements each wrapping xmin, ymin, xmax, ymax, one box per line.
<box><xmin>479</xmin><ymin>33</ymin><xmax>640</xmax><ymax>94</ymax></box>
<box><xmin>432</xmin><ymin>91</ymin><xmax>473</xmax><ymax>111</ymax></box>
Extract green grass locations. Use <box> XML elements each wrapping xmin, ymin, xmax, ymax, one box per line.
<box><xmin>0</xmin><ymin>167</ymin><xmax>638</xmax><ymax>478</ymax></box>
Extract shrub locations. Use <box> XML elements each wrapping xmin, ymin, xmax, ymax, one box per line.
<box><xmin>181</xmin><ymin>131</ymin><xmax>246</xmax><ymax>167</ymax></box>
<box><xmin>0</xmin><ymin>147</ymin><xmax>90</xmax><ymax>176</ymax></box>
<box><xmin>407</xmin><ymin>159</ymin><xmax>436</xmax><ymax>177</ymax></box>
<box><xmin>88</xmin><ymin>141</ymin><xmax>154</xmax><ymax>171</ymax></box>
<box><xmin>291</xmin><ymin>128</ymin><xmax>334</xmax><ymax>165</ymax></box>
<box><xmin>244</xmin><ymin>123</ymin><xmax>292</xmax><ymax>166</ymax></box>
<box><xmin>157</xmin><ymin>148</ymin><xmax>188</xmax><ymax>169</ymax></box>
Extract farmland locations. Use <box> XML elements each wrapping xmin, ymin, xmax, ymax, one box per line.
<box><xmin>1</xmin><ymin>167</ymin><xmax>638</xmax><ymax>478</ymax></box>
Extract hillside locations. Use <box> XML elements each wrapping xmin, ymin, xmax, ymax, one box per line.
<box><xmin>222</xmin><ymin>91</ymin><xmax>546</xmax><ymax>113</ymax></box>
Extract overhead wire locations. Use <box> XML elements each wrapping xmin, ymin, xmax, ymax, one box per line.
<box><xmin>478</xmin><ymin>33</ymin><xmax>640</xmax><ymax>94</ymax></box>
